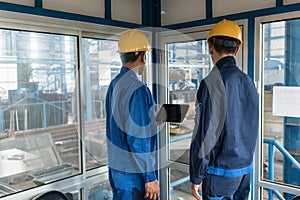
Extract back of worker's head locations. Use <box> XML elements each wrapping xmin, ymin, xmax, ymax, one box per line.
<box><xmin>207</xmin><ymin>19</ymin><xmax>242</xmax><ymax>54</ymax></box>
<box><xmin>118</xmin><ymin>29</ymin><xmax>149</xmax><ymax>63</ymax></box>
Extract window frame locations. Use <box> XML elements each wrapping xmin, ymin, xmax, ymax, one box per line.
<box><xmin>157</xmin><ymin>20</ymin><xmax>248</xmax><ymax>199</ymax></box>
<box><xmin>0</xmin><ymin>10</ymin><xmax>125</xmax><ymax>200</ymax></box>
<box><xmin>254</xmin><ymin>11</ymin><xmax>300</xmax><ymax>200</ymax></box>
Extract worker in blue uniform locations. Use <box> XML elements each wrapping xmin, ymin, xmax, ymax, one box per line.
<box><xmin>106</xmin><ymin>29</ymin><xmax>160</xmax><ymax>200</ymax></box>
<box><xmin>189</xmin><ymin>19</ymin><xmax>259</xmax><ymax>200</ymax></box>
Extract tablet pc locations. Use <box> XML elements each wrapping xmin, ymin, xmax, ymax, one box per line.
<box><xmin>156</xmin><ymin>104</ymin><xmax>190</xmax><ymax>123</ymax></box>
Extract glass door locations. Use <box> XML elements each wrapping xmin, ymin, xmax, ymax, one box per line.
<box><xmin>157</xmin><ymin>25</ymin><xmax>246</xmax><ymax>199</ymax></box>
<box><xmin>256</xmin><ymin>16</ymin><xmax>300</xmax><ymax>200</ymax></box>
<box><xmin>168</xmin><ymin>39</ymin><xmax>212</xmax><ymax>200</ymax></box>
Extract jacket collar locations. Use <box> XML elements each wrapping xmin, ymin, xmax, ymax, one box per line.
<box><xmin>215</xmin><ymin>56</ymin><xmax>236</xmax><ymax>69</ymax></box>
<box><xmin>119</xmin><ymin>66</ymin><xmax>139</xmax><ymax>79</ymax></box>
<box><xmin>120</xmin><ymin>66</ymin><xmax>131</xmax><ymax>74</ymax></box>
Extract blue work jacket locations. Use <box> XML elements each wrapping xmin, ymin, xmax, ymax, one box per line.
<box><xmin>190</xmin><ymin>56</ymin><xmax>259</xmax><ymax>184</ymax></box>
<box><xmin>106</xmin><ymin>66</ymin><xmax>158</xmax><ymax>183</ymax></box>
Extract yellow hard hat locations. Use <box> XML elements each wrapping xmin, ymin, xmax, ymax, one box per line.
<box><xmin>118</xmin><ymin>29</ymin><xmax>150</xmax><ymax>53</ymax></box>
<box><xmin>207</xmin><ymin>19</ymin><xmax>242</xmax><ymax>44</ymax></box>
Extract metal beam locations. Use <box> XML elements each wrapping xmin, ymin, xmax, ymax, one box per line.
<box><xmin>206</xmin><ymin>0</ymin><xmax>212</xmax><ymax>19</ymax></box>
<box><xmin>34</xmin><ymin>0</ymin><xmax>43</xmax><ymax>9</ymax></box>
<box><xmin>142</xmin><ymin>0</ymin><xmax>161</xmax><ymax>27</ymax></box>
<box><xmin>105</xmin><ymin>0</ymin><xmax>111</xmax><ymax>20</ymax></box>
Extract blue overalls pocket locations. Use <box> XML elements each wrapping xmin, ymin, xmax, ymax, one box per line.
<box><xmin>205</xmin><ymin>174</ymin><xmax>241</xmax><ymax>198</ymax></box>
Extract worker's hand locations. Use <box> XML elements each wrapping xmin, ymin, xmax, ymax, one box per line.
<box><xmin>144</xmin><ymin>180</ymin><xmax>160</xmax><ymax>200</ymax></box>
<box><xmin>155</xmin><ymin>107</ymin><xmax>165</xmax><ymax>126</ymax></box>
<box><xmin>191</xmin><ymin>183</ymin><xmax>202</xmax><ymax>200</ymax></box>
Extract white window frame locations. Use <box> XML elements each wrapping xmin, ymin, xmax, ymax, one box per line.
<box><xmin>0</xmin><ymin>10</ymin><xmax>125</xmax><ymax>200</ymax></box>
<box><xmin>254</xmin><ymin>11</ymin><xmax>300</xmax><ymax>200</ymax></box>
<box><xmin>157</xmin><ymin>19</ymin><xmax>248</xmax><ymax>200</ymax></box>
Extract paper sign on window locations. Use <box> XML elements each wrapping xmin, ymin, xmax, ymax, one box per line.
<box><xmin>273</xmin><ymin>86</ymin><xmax>300</xmax><ymax>118</ymax></box>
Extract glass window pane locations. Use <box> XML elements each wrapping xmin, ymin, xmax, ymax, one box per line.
<box><xmin>88</xmin><ymin>180</ymin><xmax>113</xmax><ymax>200</ymax></box>
<box><xmin>81</xmin><ymin>38</ymin><xmax>120</xmax><ymax>170</ymax></box>
<box><xmin>0</xmin><ymin>29</ymin><xmax>79</xmax><ymax>196</ymax></box>
<box><xmin>167</xmin><ymin>40</ymin><xmax>212</xmax><ymax>164</ymax></box>
<box><xmin>170</xmin><ymin>167</ymin><xmax>193</xmax><ymax>199</ymax></box>
<box><xmin>262</xmin><ymin>19</ymin><xmax>300</xmax><ymax>191</ymax></box>
<box><xmin>262</xmin><ymin>188</ymin><xmax>299</xmax><ymax>200</ymax></box>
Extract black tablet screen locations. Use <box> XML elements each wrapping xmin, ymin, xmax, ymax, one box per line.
<box><xmin>156</xmin><ymin>104</ymin><xmax>189</xmax><ymax>123</ymax></box>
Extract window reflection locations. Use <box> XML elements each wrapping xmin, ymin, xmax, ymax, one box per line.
<box><xmin>0</xmin><ymin>29</ymin><xmax>78</xmax><ymax>197</ymax></box>
<box><xmin>263</xmin><ymin>20</ymin><xmax>300</xmax><ymax>198</ymax></box>
<box><xmin>88</xmin><ymin>180</ymin><xmax>113</xmax><ymax>200</ymax></box>
<box><xmin>170</xmin><ymin>167</ymin><xmax>192</xmax><ymax>200</ymax></box>
<box><xmin>167</xmin><ymin>41</ymin><xmax>212</xmax><ymax>164</ymax></box>
<box><xmin>81</xmin><ymin>38</ymin><xmax>120</xmax><ymax>170</ymax></box>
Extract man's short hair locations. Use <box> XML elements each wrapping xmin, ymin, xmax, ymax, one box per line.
<box><xmin>208</xmin><ymin>36</ymin><xmax>240</xmax><ymax>54</ymax></box>
<box><xmin>120</xmin><ymin>51</ymin><xmax>144</xmax><ymax>63</ymax></box>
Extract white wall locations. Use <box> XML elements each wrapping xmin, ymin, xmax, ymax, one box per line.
<box><xmin>161</xmin><ymin>0</ymin><xmax>206</xmax><ymax>26</ymax></box>
<box><xmin>43</xmin><ymin>0</ymin><xmax>104</xmax><ymax>18</ymax></box>
<box><xmin>284</xmin><ymin>0</ymin><xmax>300</xmax><ymax>5</ymax></box>
<box><xmin>2</xmin><ymin>0</ymin><xmax>143</xmax><ymax>25</ymax></box>
<box><xmin>111</xmin><ymin>0</ymin><xmax>141</xmax><ymax>24</ymax></box>
<box><xmin>213</xmin><ymin>0</ymin><xmax>275</xmax><ymax>17</ymax></box>
<box><xmin>4</xmin><ymin>0</ymin><xmax>300</xmax><ymax>26</ymax></box>
<box><xmin>162</xmin><ymin>0</ymin><xmax>300</xmax><ymax>25</ymax></box>
<box><xmin>1</xmin><ymin>0</ymin><xmax>34</xmax><ymax>7</ymax></box>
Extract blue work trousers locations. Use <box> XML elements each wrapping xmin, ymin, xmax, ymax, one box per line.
<box><xmin>109</xmin><ymin>170</ymin><xmax>146</xmax><ymax>200</ymax></box>
<box><xmin>202</xmin><ymin>173</ymin><xmax>250</xmax><ymax>200</ymax></box>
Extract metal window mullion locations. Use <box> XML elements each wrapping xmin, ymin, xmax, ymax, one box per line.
<box><xmin>254</xmin><ymin>18</ymin><xmax>264</xmax><ymax>200</ymax></box>
<box><xmin>77</xmin><ymin>30</ymin><xmax>89</xmax><ymax>200</ymax></box>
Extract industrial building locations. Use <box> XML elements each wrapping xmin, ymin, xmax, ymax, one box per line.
<box><xmin>0</xmin><ymin>0</ymin><xmax>299</xmax><ymax>199</ymax></box>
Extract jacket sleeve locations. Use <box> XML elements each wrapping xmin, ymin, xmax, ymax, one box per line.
<box><xmin>190</xmin><ymin>81</ymin><xmax>211</xmax><ymax>185</ymax></box>
<box><xmin>126</xmin><ymin>85</ymin><xmax>157</xmax><ymax>183</ymax></box>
